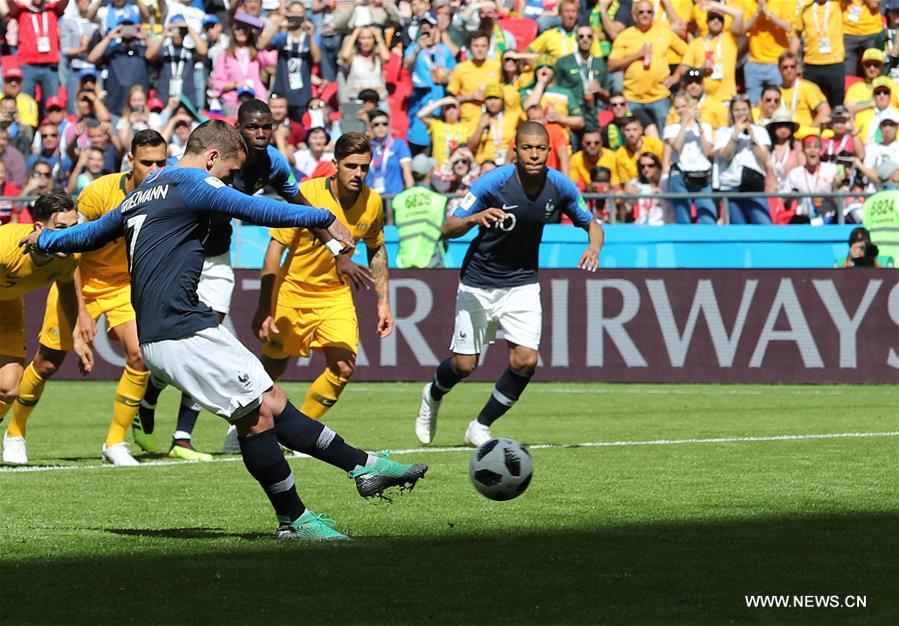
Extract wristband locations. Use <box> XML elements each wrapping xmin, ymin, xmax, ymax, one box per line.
<box><xmin>325</xmin><ymin>239</ymin><xmax>345</xmax><ymax>256</ymax></box>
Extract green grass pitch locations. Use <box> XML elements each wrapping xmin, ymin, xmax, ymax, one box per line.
<box><xmin>0</xmin><ymin>381</ymin><xmax>896</xmax><ymax>625</ymax></box>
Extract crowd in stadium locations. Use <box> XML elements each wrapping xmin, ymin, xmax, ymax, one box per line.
<box><xmin>1</xmin><ymin>0</ymin><xmax>898</xmax><ymax>226</ymax></box>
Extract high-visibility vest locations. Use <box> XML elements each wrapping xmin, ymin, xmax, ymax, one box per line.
<box><xmin>863</xmin><ymin>188</ymin><xmax>899</xmax><ymax>266</ymax></box>
<box><xmin>392</xmin><ymin>186</ymin><xmax>447</xmax><ymax>269</ymax></box>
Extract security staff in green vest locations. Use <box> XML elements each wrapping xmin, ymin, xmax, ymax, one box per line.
<box><xmin>392</xmin><ymin>154</ymin><xmax>447</xmax><ymax>268</ymax></box>
<box><xmin>555</xmin><ymin>25</ymin><xmax>610</xmax><ymax>133</ymax></box>
<box><xmin>862</xmin><ymin>160</ymin><xmax>899</xmax><ymax>266</ymax></box>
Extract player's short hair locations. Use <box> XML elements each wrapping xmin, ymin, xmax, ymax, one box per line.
<box><xmin>31</xmin><ymin>190</ymin><xmax>75</xmax><ymax>223</ymax></box>
<box><xmin>516</xmin><ymin>121</ymin><xmax>549</xmax><ymax>143</ymax></box>
<box><xmin>183</xmin><ymin>120</ymin><xmax>247</xmax><ymax>160</ymax></box>
<box><xmin>334</xmin><ymin>132</ymin><xmax>372</xmax><ymax>161</ymax></box>
<box><xmin>237</xmin><ymin>98</ymin><xmax>272</xmax><ymax>124</ymax></box>
<box><xmin>131</xmin><ymin>129</ymin><xmax>165</xmax><ymax>156</ymax></box>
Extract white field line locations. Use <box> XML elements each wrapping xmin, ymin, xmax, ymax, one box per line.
<box><xmin>346</xmin><ymin>386</ymin><xmax>897</xmax><ymax>397</ymax></box>
<box><xmin>1</xmin><ymin>431</ymin><xmax>896</xmax><ymax>474</ymax></box>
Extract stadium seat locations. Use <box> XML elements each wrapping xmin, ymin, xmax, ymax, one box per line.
<box><xmin>498</xmin><ymin>18</ymin><xmax>538</xmax><ymax>51</ymax></box>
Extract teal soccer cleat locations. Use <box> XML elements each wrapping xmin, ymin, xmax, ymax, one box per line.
<box><xmin>348</xmin><ymin>452</ymin><xmax>428</xmax><ymax>499</ymax></box>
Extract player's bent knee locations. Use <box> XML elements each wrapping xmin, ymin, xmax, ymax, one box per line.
<box><xmin>262</xmin><ymin>385</ymin><xmax>288</xmax><ymax>415</ymax></box>
<box><xmin>0</xmin><ymin>385</ymin><xmax>19</xmax><ymax>403</ymax></box>
<box><xmin>510</xmin><ymin>354</ymin><xmax>538</xmax><ymax>375</ymax></box>
<box><xmin>332</xmin><ymin>360</ymin><xmax>355</xmax><ymax>380</ymax></box>
<box><xmin>452</xmin><ymin>354</ymin><xmax>479</xmax><ymax>378</ymax></box>
<box><xmin>123</xmin><ymin>349</ymin><xmax>145</xmax><ymax>371</ymax></box>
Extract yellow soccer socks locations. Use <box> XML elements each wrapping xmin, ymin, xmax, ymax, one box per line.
<box><xmin>7</xmin><ymin>363</ymin><xmax>46</xmax><ymax>438</ymax></box>
<box><xmin>106</xmin><ymin>365</ymin><xmax>149</xmax><ymax>446</ymax></box>
<box><xmin>300</xmin><ymin>368</ymin><xmax>348</xmax><ymax>420</ymax></box>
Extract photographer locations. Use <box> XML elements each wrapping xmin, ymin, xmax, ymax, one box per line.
<box><xmin>87</xmin><ymin>17</ymin><xmax>151</xmax><ymax>115</ymax></box>
<box><xmin>146</xmin><ymin>15</ymin><xmax>207</xmax><ymax>112</ymax></box>
<box><xmin>841</xmin><ymin>227</ymin><xmax>881</xmax><ymax>268</ymax></box>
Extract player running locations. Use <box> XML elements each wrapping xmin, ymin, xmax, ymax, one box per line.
<box><xmin>27</xmin><ymin>121</ymin><xmax>427</xmax><ymax>540</ymax></box>
<box><xmin>0</xmin><ymin>192</ymin><xmax>93</xmax><ymax>452</ymax></box>
<box><xmin>252</xmin><ymin>132</ymin><xmax>392</xmax><ymax>424</ymax></box>
<box><xmin>136</xmin><ymin>99</ymin><xmax>338</xmax><ymax>459</ymax></box>
<box><xmin>2</xmin><ymin>134</ymin><xmax>167</xmax><ymax>466</ymax></box>
<box><xmin>415</xmin><ymin>121</ymin><xmax>604</xmax><ymax>446</ymax></box>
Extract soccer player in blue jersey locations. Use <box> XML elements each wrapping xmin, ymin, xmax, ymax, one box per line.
<box><xmin>135</xmin><ymin>99</ymin><xmax>327</xmax><ymax>460</ymax></box>
<box><xmin>28</xmin><ymin>121</ymin><xmax>428</xmax><ymax>540</ymax></box>
<box><xmin>415</xmin><ymin>121</ymin><xmax>605</xmax><ymax>447</ymax></box>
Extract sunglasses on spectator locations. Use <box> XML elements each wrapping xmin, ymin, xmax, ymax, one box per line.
<box><xmin>34</xmin><ymin>170</ymin><xmax>52</xmax><ymax>177</ymax></box>
<box><xmin>576</xmin><ymin>33</ymin><xmax>593</xmax><ymax>39</ymax></box>
<box><xmin>503</xmin><ymin>57</ymin><xmax>517</xmax><ymax>63</ymax></box>
<box><xmin>5</xmin><ymin>78</ymin><xmax>21</xmax><ymax>84</ymax></box>
<box><xmin>371</xmin><ymin>120</ymin><xmax>389</xmax><ymax>127</ymax></box>
<box><xmin>639</xmin><ymin>162</ymin><xmax>657</xmax><ymax>169</ymax></box>
<box><xmin>636</xmin><ymin>9</ymin><xmax>653</xmax><ymax>15</ymax></box>
<box><xmin>42</xmin><ymin>132</ymin><xmax>58</xmax><ymax>137</ymax></box>
<box><xmin>864</xmin><ymin>61</ymin><xmax>883</xmax><ymax>67</ymax></box>
<box><xmin>583</xmin><ymin>140</ymin><xmax>601</xmax><ymax>145</ymax></box>
<box><xmin>875</xmin><ymin>89</ymin><xmax>891</xmax><ymax>96</ymax></box>
<box><xmin>707</xmin><ymin>14</ymin><xmax>724</xmax><ymax>22</ymax></box>
<box><xmin>610</xmin><ymin>101</ymin><xmax>627</xmax><ymax>107</ymax></box>
<box><xmin>763</xmin><ymin>96</ymin><xmax>781</xmax><ymax>102</ymax></box>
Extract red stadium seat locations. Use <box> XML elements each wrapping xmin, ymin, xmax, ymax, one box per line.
<box><xmin>498</xmin><ymin>18</ymin><xmax>538</xmax><ymax>51</ymax></box>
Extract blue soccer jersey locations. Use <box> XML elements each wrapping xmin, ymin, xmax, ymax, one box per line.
<box><xmin>202</xmin><ymin>145</ymin><xmax>301</xmax><ymax>256</ymax></box>
<box><xmin>37</xmin><ymin>166</ymin><xmax>334</xmax><ymax>344</ymax></box>
<box><xmin>453</xmin><ymin>165</ymin><xmax>593</xmax><ymax>288</ymax></box>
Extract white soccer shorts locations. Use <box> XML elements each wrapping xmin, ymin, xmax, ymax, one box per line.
<box><xmin>197</xmin><ymin>252</ymin><xmax>235</xmax><ymax>315</ymax></box>
<box><xmin>449</xmin><ymin>283</ymin><xmax>542</xmax><ymax>355</ymax></box>
<box><xmin>141</xmin><ymin>324</ymin><xmax>273</xmax><ymax>421</ymax></box>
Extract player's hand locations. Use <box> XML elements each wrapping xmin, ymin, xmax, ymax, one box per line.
<box><xmin>18</xmin><ymin>230</ymin><xmax>41</xmax><ymax>254</ymax></box>
<box><xmin>471</xmin><ymin>207</ymin><xmax>507</xmax><ymax>229</ymax></box>
<box><xmin>252</xmin><ymin>309</ymin><xmax>279</xmax><ymax>343</ymax></box>
<box><xmin>376</xmin><ymin>300</ymin><xmax>394</xmax><ymax>338</ymax></box>
<box><xmin>326</xmin><ymin>220</ymin><xmax>355</xmax><ymax>254</ymax></box>
<box><xmin>578</xmin><ymin>247</ymin><xmax>600</xmax><ymax>272</ymax></box>
<box><xmin>335</xmin><ymin>254</ymin><xmax>374</xmax><ymax>290</ymax></box>
<box><xmin>77</xmin><ymin>309</ymin><xmax>97</xmax><ymax>343</ymax></box>
<box><xmin>73</xmin><ymin>332</ymin><xmax>94</xmax><ymax>376</ymax></box>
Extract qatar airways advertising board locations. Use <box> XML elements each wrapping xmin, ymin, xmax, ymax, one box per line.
<box><xmin>27</xmin><ymin>269</ymin><xmax>899</xmax><ymax>384</ymax></box>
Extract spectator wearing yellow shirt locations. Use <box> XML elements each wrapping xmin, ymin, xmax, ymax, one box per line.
<box><xmin>691</xmin><ymin>0</ymin><xmax>750</xmax><ymax>37</ymax></box>
<box><xmin>796</xmin><ymin>0</ymin><xmax>845</xmax><ymax>107</ymax></box>
<box><xmin>568</xmin><ymin>129</ymin><xmax>616</xmax><ymax>190</ymax></box>
<box><xmin>679</xmin><ymin>3</ymin><xmax>744</xmax><ymax>104</ymax></box>
<box><xmin>529</xmin><ymin>0</ymin><xmax>602</xmax><ymax>63</ymax></box>
<box><xmin>652</xmin><ymin>0</ymin><xmax>692</xmax><ymax>68</ymax></box>
<box><xmin>778</xmin><ymin>51</ymin><xmax>831</xmax><ymax>137</ymax></box>
<box><xmin>447</xmin><ymin>31</ymin><xmax>502</xmax><ymax>129</ymax></box>
<box><xmin>1</xmin><ymin>70</ymin><xmax>38</xmax><ymax>130</ymax></box>
<box><xmin>417</xmin><ymin>96</ymin><xmax>471</xmax><ymax>166</ymax></box>
<box><xmin>466</xmin><ymin>84</ymin><xmax>520</xmax><ymax>165</ymax></box>
<box><xmin>743</xmin><ymin>0</ymin><xmax>799</xmax><ymax>104</ymax></box>
<box><xmin>665</xmin><ymin>69</ymin><xmax>730</xmax><ymax>129</ymax></box>
<box><xmin>854</xmin><ymin>77</ymin><xmax>899</xmax><ymax>142</ymax></box>
<box><xmin>842</xmin><ymin>0</ymin><xmax>885</xmax><ymax>76</ymax></box>
<box><xmin>613</xmin><ymin>113</ymin><xmax>665</xmax><ymax>187</ymax></box>
<box><xmin>846</xmin><ymin>49</ymin><xmax>899</xmax><ymax>118</ymax></box>
<box><xmin>608</xmin><ymin>0</ymin><xmax>689</xmax><ymax>131</ymax></box>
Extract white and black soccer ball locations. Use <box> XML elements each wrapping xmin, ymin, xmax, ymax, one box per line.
<box><xmin>469</xmin><ymin>438</ymin><xmax>533</xmax><ymax>501</ymax></box>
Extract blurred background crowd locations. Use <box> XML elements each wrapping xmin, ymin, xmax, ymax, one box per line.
<box><xmin>1</xmin><ymin>0</ymin><xmax>898</xmax><ymax>227</ymax></box>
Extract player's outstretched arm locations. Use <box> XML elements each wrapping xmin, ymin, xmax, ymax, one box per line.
<box><xmin>183</xmin><ymin>174</ymin><xmax>337</xmax><ymax>230</ymax></box>
<box><xmin>33</xmin><ymin>208</ymin><xmax>125</xmax><ymax>254</ymax></box>
<box><xmin>442</xmin><ymin>208</ymin><xmax>508</xmax><ymax>239</ymax></box>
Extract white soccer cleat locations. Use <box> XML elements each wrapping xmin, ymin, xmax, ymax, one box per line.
<box><xmin>464</xmin><ymin>420</ymin><xmax>493</xmax><ymax>448</ymax></box>
<box><xmin>2</xmin><ymin>432</ymin><xmax>28</xmax><ymax>465</ymax></box>
<box><xmin>223</xmin><ymin>425</ymin><xmax>241</xmax><ymax>454</ymax></box>
<box><xmin>415</xmin><ymin>383</ymin><xmax>441</xmax><ymax>445</ymax></box>
<box><xmin>101</xmin><ymin>442</ymin><xmax>140</xmax><ymax>466</ymax></box>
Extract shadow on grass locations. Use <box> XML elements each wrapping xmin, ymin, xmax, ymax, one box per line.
<box><xmin>1</xmin><ymin>512</ymin><xmax>895</xmax><ymax>625</ymax></box>
<box><xmin>103</xmin><ymin>527</ymin><xmax>271</xmax><ymax>541</ymax></box>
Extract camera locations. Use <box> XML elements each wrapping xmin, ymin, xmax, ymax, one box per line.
<box><xmin>121</xmin><ymin>25</ymin><xmax>137</xmax><ymax>38</ymax></box>
<box><xmin>852</xmin><ymin>243</ymin><xmax>879</xmax><ymax>267</ymax></box>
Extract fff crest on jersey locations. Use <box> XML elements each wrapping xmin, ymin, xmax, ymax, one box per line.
<box><xmin>544</xmin><ymin>198</ymin><xmax>555</xmax><ymax>218</ymax></box>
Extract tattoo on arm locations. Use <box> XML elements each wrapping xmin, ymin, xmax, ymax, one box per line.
<box><xmin>368</xmin><ymin>245</ymin><xmax>389</xmax><ymax>302</ymax></box>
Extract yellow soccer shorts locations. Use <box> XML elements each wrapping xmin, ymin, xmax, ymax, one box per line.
<box><xmin>0</xmin><ymin>298</ymin><xmax>26</xmax><ymax>359</ymax></box>
<box><xmin>262</xmin><ymin>293</ymin><xmax>359</xmax><ymax>361</ymax></box>
<box><xmin>39</xmin><ymin>283</ymin><xmax>135</xmax><ymax>352</ymax></box>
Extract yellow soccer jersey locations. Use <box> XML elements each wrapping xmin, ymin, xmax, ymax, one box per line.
<box><xmin>0</xmin><ymin>223</ymin><xmax>78</xmax><ymax>300</ymax></box>
<box><xmin>76</xmin><ymin>172</ymin><xmax>130</xmax><ymax>297</ymax></box>
<box><xmin>270</xmin><ymin>177</ymin><xmax>384</xmax><ymax>305</ymax></box>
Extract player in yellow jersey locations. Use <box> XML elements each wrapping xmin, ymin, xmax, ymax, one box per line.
<box><xmin>2</xmin><ymin>131</ymin><xmax>168</xmax><ymax>466</ymax></box>
<box><xmin>0</xmin><ymin>191</ymin><xmax>93</xmax><ymax>463</ymax></box>
<box><xmin>252</xmin><ymin>132</ymin><xmax>393</xmax><ymax>422</ymax></box>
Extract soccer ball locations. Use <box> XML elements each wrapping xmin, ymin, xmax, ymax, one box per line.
<box><xmin>469</xmin><ymin>438</ymin><xmax>533</xmax><ymax>501</ymax></box>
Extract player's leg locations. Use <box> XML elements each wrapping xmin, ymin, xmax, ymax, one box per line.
<box><xmin>134</xmin><ymin>373</ymin><xmax>166</xmax><ymax>445</ymax></box>
<box><xmin>167</xmin><ymin>392</ymin><xmax>213</xmax><ymax>462</ymax></box>
<box><xmin>464</xmin><ymin>284</ymin><xmax>542</xmax><ymax>447</ymax></box>
<box><xmin>103</xmin><ymin>319</ymin><xmax>149</xmax><ymax>465</ymax></box>
<box><xmin>4</xmin><ymin>292</ymin><xmax>69</xmax><ymax>463</ymax></box>
<box><xmin>416</xmin><ymin>284</ymin><xmax>491</xmax><ymax>444</ymax></box>
<box><xmin>0</xmin><ymin>299</ymin><xmax>26</xmax><ymax>424</ymax></box>
<box><xmin>300</xmin><ymin>298</ymin><xmax>359</xmax><ymax>419</ymax></box>
<box><xmin>0</xmin><ymin>356</ymin><xmax>25</xmax><ymax>464</ymax></box>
